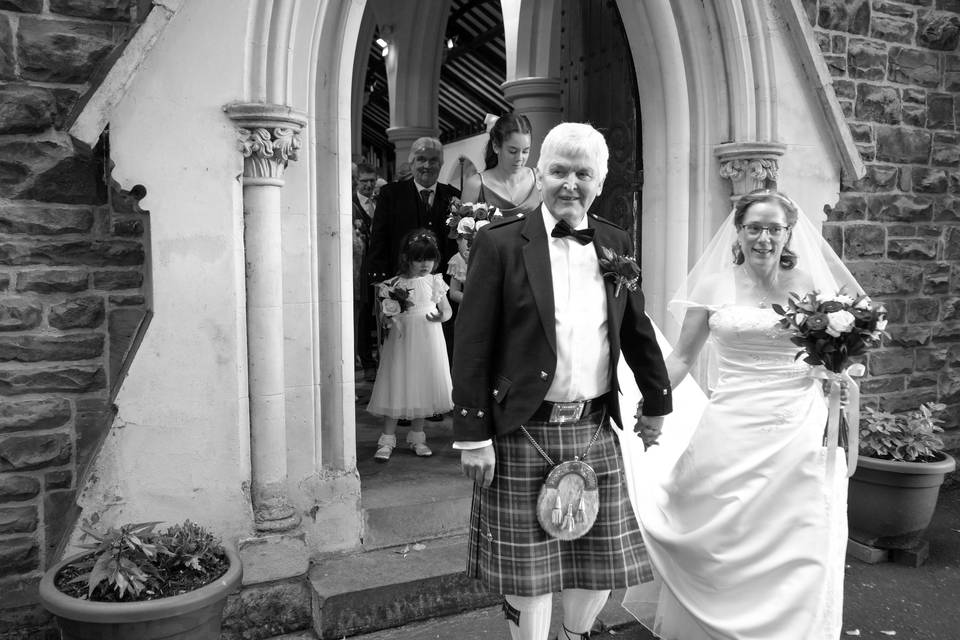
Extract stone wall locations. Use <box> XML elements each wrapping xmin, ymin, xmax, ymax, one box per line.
<box><xmin>0</xmin><ymin>1</ymin><xmax>150</xmax><ymax>637</ymax></box>
<box><xmin>804</xmin><ymin>0</ymin><xmax>960</xmax><ymax>441</ymax></box>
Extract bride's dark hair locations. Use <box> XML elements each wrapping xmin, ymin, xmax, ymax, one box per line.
<box><xmin>484</xmin><ymin>112</ymin><xmax>533</xmax><ymax>170</ymax></box>
<box><xmin>731</xmin><ymin>189</ymin><xmax>799</xmax><ymax>270</ymax></box>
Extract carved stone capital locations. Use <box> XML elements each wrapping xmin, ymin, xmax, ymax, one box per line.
<box><xmin>225</xmin><ymin>103</ymin><xmax>308</xmax><ymax>183</ymax></box>
<box><xmin>714</xmin><ymin>141</ymin><xmax>786</xmax><ymax>197</ymax></box>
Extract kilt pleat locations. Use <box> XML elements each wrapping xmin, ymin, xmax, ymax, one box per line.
<box><xmin>466</xmin><ymin>411</ymin><xmax>652</xmax><ymax>596</ymax></box>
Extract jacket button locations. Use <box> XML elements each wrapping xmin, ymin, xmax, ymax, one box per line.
<box><xmin>540</xmin><ymin>371</ymin><xmax>549</xmax><ymax>380</ymax></box>
<box><xmin>477</xmin><ymin>410</ymin><xmax>485</xmax><ymax>418</ymax></box>
<box><xmin>460</xmin><ymin>409</ymin><xmax>468</xmax><ymax>416</ymax></box>
<box><xmin>492</xmin><ymin>389</ymin><xmax>499</xmax><ymax>397</ymax></box>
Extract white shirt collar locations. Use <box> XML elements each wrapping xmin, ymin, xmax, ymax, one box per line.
<box><xmin>414</xmin><ymin>181</ymin><xmax>437</xmax><ymax>194</ymax></box>
<box><xmin>540</xmin><ymin>204</ymin><xmax>589</xmax><ymax>234</ymax></box>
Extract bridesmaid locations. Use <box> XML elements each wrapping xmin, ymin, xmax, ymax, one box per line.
<box><xmin>460</xmin><ymin>112</ymin><xmax>541</xmax><ymax>217</ymax></box>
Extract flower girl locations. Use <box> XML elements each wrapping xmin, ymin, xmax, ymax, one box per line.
<box><xmin>367</xmin><ymin>229</ymin><xmax>454</xmax><ymax>461</ymax></box>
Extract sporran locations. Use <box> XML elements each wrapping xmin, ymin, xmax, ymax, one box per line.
<box><xmin>522</xmin><ymin>408</ymin><xmax>606</xmax><ymax>541</ymax></box>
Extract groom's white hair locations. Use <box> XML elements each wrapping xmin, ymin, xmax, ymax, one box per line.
<box><xmin>537</xmin><ymin>122</ymin><xmax>609</xmax><ymax>183</ymax></box>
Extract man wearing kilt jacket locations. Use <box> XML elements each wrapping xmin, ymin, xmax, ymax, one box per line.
<box><xmin>452</xmin><ymin>122</ymin><xmax>672</xmax><ymax>640</ymax></box>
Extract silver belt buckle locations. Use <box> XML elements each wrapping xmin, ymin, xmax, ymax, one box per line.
<box><xmin>549</xmin><ymin>400</ymin><xmax>584</xmax><ymax>424</ymax></box>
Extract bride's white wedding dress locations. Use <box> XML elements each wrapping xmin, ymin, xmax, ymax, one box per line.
<box><xmin>619</xmin><ymin>305</ymin><xmax>847</xmax><ymax>640</ymax></box>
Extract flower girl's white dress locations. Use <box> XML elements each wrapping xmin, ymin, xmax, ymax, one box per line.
<box><xmin>367</xmin><ymin>274</ymin><xmax>453</xmax><ymax>419</ymax></box>
<box><xmin>621</xmin><ymin>306</ymin><xmax>847</xmax><ymax>639</ymax></box>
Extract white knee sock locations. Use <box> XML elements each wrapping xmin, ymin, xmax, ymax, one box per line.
<box><xmin>560</xmin><ymin>588</ymin><xmax>610</xmax><ymax>637</ymax></box>
<box><xmin>503</xmin><ymin>593</ymin><xmax>553</xmax><ymax>640</ymax></box>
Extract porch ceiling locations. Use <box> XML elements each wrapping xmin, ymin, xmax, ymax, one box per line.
<box><xmin>361</xmin><ymin>0</ymin><xmax>511</xmax><ymax>158</ymax></box>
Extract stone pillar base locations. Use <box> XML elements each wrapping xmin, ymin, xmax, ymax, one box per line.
<box><xmin>238</xmin><ymin>531</ymin><xmax>310</xmax><ymax>585</ymax></box>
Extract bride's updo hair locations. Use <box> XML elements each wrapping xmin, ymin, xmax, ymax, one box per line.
<box><xmin>484</xmin><ymin>112</ymin><xmax>533</xmax><ymax>170</ymax></box>
<box><xmin>731</xmin><ymin>189</ymin><xmax>799</xmax><ymax>270</ymax></box>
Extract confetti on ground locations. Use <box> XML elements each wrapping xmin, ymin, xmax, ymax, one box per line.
<box><xmin>413</xmin><ymin>543</ymin><xmax>426</xmax><ymax>551</ymax></box>
<box><xmin>845</xmin><ymin>630</ymin><xmax>861</xmax><ymax>636</ymax></box>
<box><xmin>880</xmin><ymin>632</ymin><xmax>896</xmax><ymax>636</ymax></box>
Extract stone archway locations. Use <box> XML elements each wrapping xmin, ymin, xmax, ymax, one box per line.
<box><xmin>233</xmin><ymin>0</ymin><xmax>863</xmax><ymax>558</ymax></box>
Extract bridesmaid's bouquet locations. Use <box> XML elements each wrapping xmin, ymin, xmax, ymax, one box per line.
<box><xmin>377</xmin><ymin>279</ymin><xmax>413</xmax><ymax>339</ymax></box>
<box><xmin>446</xmin><ymin>199</ymin><xmax>501</xmax><ymax>239</ymax></box>
<box><xmin>773</xmin><ymin>291</ymin><xmax>887</xmax><ymax>373</ymax></box>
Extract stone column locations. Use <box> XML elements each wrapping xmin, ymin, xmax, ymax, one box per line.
<box><xmin>714</xmin><ymin>141</ymin><xmax>786</xmax><ymax>199</ymax></box>
<box><xmin>386</xmin><ymin>125</ymin><xmax>439</xmax><ymax>169</ymax></box>
<box><xmin>500</xmin><ymin>77</ymin><xmax>563</xmax><ymax>167</ymax></box>
<box><xmin>225</xmin><ymin>103</ymin><xmax>305</xmax><ymax>534</ymax></box>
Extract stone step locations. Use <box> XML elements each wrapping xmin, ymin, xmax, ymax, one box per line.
<box><xmin>308</xmin><ymin>534</ymin><xmax>500</xmax><ymax>639</ymax></box>
<box><xmin>360</xmin><ymin>477</ymin><xmax>472</xmax><ymax>549</ymax></box>
<box><xmin>343</xmin><ymin>593</ymin><xmax>650</xmax><ymax>640</ymax></box>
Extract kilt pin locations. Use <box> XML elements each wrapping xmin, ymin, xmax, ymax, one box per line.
<box><xmin>452</xmin><ymin>208</ymin><xmax>672</xmax><ymax>598</ymax></box>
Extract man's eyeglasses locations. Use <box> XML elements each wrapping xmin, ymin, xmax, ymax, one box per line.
<box><xmin>738</xmin><ymin>223</ymin><xmax>790</xmax><ymax>238</ymax></box>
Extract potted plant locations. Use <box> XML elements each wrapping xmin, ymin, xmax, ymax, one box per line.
<box><xmin>39</xmin><ymin>519</ymin><xmax>242</xmax><ymax>640</ymax></box>
<box><xmin>849</xmin><ymin>402</ymin><xmax>957</xmax><ymax>549</ymax></box>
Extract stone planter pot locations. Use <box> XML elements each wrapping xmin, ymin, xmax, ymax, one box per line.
<box><xmin>848</xmin><ymin>452</ymin><xmax>956</xmax><ymax>549</ymax></box>
<box><xmin>38</xmin><ymin>545</ymin><xmax>242</xmax><ymax>640</ymax></box>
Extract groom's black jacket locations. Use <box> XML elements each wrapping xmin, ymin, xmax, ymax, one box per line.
<box><xmin>451</xmin><ymin>210</ymin><xmax>672</xmax><ymax>441</ymax></box>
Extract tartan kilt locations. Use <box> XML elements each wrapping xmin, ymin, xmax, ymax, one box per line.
<box><xmin>466</xmin><ymin>410</ymin><xmax>652</xmax><ymax>596</ymax></box>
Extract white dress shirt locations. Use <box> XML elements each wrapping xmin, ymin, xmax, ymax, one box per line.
<box><xmin>413</xmin><ymin>181</ymin><xmax>436</xmax><ymax>207</ymax></box>
<box><xmin>541</xmin><ymin>205</ymin><xmax>611</xmax><ymax>401</ymax></box>
<box><xmin>455</xmin><ymin>206</ymin><xmax>611</xmax><ymax>450</ymax></box>
<box><xmin>357</xmin><ymin>192</ymin><xmax>376</xmax><ymax>218</ymax></box>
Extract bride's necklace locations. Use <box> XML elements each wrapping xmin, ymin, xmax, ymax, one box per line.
<box><xmin>741</xmin><ymin>267</ymin><xmax>779</xmax><ymax>308</ymax></box>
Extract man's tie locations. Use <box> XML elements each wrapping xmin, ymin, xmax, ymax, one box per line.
<box><xmin>551</xmin><ymin>219</ymin><xmax>595</xmax><ymax>245</ymax></box>
<box><xmin>420</xmin><ymin>189</ymin><xmax>431</xmax><ymax>209</ymax></box>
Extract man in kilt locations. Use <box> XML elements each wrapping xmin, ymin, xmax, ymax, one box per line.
<box><xmin>452</xmin><ymin>122</ymin><xmax>672</xmax><ymax>640</ymax></box>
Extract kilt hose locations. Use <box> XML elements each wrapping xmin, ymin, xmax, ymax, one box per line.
<box><xmin>466</xmin><ymin>408</ymin><xmax>653</xmax><ymax>596</ymax></box>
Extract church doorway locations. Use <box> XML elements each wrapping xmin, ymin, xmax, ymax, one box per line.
<box><xmin>560</xmin><ymin>0</ymin><xmax>643</xmax><ymax>255</ymax></box>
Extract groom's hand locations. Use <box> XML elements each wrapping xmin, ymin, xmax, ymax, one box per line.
<box><xmin>635</xmin><ymin>415</ymin><xmax>664</xmax><ymax>449</ymax></box>
<box><xmin>461</xmin><ymin>445</ymin><xmax>496</xmax><ymax>487</ymax></box>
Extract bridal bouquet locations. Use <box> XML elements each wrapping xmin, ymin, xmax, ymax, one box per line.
<box><xmin>446</xmin><ymin>199</ymin><xmax>501</xmax><ymax>239</ymax></box>
<box><xmin>774</xmin><ymin>290</ymin><xmax>888</xmax><ymax>475</ymax></box>
<box><xmin>772</xmin><ymin>291</ymin><xmax>887</xmax><ymax>373</ymax></box>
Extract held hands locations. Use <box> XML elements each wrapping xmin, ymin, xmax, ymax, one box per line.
<box><xmin>634</xmin><ymin>414</ymin><xmax>664</xmax><ymax>450</ymax></box>
<box><xmin>461</xmin><ymin>445</ymin><xmax>496</xmax><ymax>487</ymax></box>
<box><xmin>426</xmin><ymin>309</ymin><xmax>444</xmax><ymax>322</ymax></box>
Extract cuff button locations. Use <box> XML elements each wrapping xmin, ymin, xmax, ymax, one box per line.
<box><xmin>460</xmin><ymin>409</ymin><xmax>469</xmax><ymax>417</ymax></box>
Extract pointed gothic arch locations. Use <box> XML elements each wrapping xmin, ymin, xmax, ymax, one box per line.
<box><xmin>226</xmin><ymin>0</ymin><xmax>862</xmax><ymax>555</ymax></box>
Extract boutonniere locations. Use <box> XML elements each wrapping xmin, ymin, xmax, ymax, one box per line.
<box><xmin>598</xmin><ymin>247</ymin><xmax>641</xmax><ymax>297</ymax></box>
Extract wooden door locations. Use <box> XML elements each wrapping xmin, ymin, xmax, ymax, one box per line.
<box><xmin>559</xmin><ymin>0</ymin><xmax>643</xmax><ymax>254</ymax></box>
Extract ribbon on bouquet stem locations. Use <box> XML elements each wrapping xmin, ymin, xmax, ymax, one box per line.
<box><xmin>810</xmin><ymin>364</ymin><xmax>865</xmax><ymax>479</ymax></box>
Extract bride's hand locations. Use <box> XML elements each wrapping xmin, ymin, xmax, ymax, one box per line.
<box><xmin>635</xmin><ymin>415</ymin><xmax>664</xmax><ymax>450</ymax></box>
<box><xmin>821</xmin><ymin>379</ymin><xmax>850</xmax><ymax>407</ymax></box>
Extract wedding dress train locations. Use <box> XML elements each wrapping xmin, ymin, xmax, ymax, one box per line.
<box><xmin>618</xmin><ymin>307</ymin><xmax>847</xmax><ymax>639</ymax></box>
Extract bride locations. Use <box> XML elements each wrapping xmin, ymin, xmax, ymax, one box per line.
<box><xmin>621</xmin><ymin>189</ymin><xmax>862</xmax><ymax>639</ymax></box>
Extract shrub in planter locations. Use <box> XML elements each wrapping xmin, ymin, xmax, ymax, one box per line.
<box><xmin>850</xmin><ymin>402</ymin><xmax>957</xmax><ymax>550</ymax></box>
<box><xmin>39</xmin><ymin>519</ymin><xmax>242</xmax><ymax>640</ymax></box>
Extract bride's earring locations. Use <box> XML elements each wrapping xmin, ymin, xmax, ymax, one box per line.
<box><xmin>732</xmin><ymin>242</ymin><xmax>745</xmax><ymax>264</ymax></box>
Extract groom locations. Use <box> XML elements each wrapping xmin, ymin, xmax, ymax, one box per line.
<box><xmin>452</xmin><ymin>122</ymin><xmax>672</xmax><ymax>640</ymax></box>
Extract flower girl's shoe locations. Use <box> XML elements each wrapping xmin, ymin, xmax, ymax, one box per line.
<box><xmin>406</xmin><ymin>431</ymin><xmax>433</xmax><ymax>457</ymax></box>
<box><xmin>374</xmin><ymin>433</ymin><xmax>396</xmax><ymax>462</ymax></box>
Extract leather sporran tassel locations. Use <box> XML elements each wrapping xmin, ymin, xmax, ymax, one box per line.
<box><xmin>552</xmin><ymin>495</ymin><xmax>563</xmax><ymax>526</ymax></box>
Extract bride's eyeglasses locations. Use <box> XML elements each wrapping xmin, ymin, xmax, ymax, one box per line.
<box><xmin>738</xmin><ymin>223</ymin><xmax>791</xmax><ymax>238</ymax></box>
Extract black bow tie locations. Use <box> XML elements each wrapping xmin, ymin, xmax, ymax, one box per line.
<box><xmin>551</xmin><ymin>219</ymin><xmax>595</xmax><ymax>245</ymax></box>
